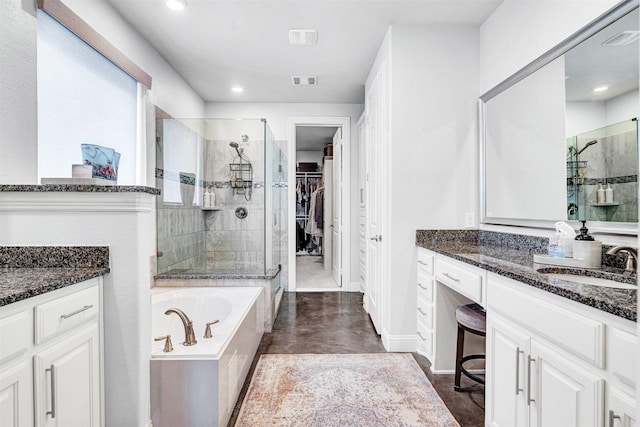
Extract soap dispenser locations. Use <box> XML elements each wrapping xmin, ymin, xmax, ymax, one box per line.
<box><xmin>573</xmin><ymin>221</ymin><xmax>602</xmax><ymax>268</ymax></box>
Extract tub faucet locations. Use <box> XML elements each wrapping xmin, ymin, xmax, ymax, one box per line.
<box><xmin>605</xmin><ymin>246</ymin><xmax>638</xmax><ymax>273</ymax></box>
<box><xmin>165</xmin><ymin>308</ymin><xmax>197</xmax><ymax>346</ymax></box>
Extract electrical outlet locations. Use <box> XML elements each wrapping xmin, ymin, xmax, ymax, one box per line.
<box><xmin>465</xmin><ymin>212</ymin><xmax>475</xmax><ymax>228</ymax></box>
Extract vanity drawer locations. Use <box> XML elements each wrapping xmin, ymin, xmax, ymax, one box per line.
<box><xmin>417</xmin><ymin>321</ymin><xmax>433</xmax><ymax>356</ymax></box>
<box><xmin>488</xmin><ymin>275</ymin><xmax>605</xmax><ymax>368</ymax></box>
<box><xmin>417</xmin><ymin>249</ymin><xmax>434</xmax><ymax>276</ymax></box>
<box><xmin>0</xmin><ymin>309</ymin><xmax>31</xmax><ymax>365</ymax></box>
<box><xmin>35</xmin><ymin>283</ymin><xmax>100</xmax><ymax>344</ymax></box>
<box><xmin>435</xmin><ymin>258</ymin><xmax>483</xmax><ymax>303</ymax></box>
<box><xmin>417</xmin><ymin>274</ymin><xmax>434</xmax><ymax>302</ymax></box>
<box><xmin>416</xmin><ymin>296</ymin><xmax>433</xmax><ymax>329</ymax></box>
<box><xmin>610</xmin><ymin>328</ymin><xmax>636</xmax><ymax>388</ymax></box>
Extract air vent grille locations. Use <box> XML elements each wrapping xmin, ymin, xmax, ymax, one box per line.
<box><xmin>292</xmin><ymin>76</ymin><xmax>318</xmax><ymax>86</ymax></box>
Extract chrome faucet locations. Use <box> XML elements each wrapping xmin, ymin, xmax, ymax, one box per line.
<box><xmin>164</xmin><ymin>308</ymin><xmax>197</xmax><ymax>346</ymax></box>
<box><xmin>606</xmin><ymin>246</ymin><xmax>638</xmax><ymax>273</ymax></box>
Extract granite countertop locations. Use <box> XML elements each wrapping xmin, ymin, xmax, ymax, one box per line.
<box><xmin>0</xmin><ymin>184</ymin><xmax>160</xmax><ymax>195</ymax></box>
<box><xmin>0</xmin><ymin>246</ymin><xmax>110</xmax><ymax>306</ymax></box>
<box><xmin>416</xmin><ymin>230</ymin><xmax>637</xmax><ymax>322</ymax></box>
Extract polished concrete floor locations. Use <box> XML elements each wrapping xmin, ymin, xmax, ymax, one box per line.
<box><xmin>229</xmin><ymin>292</ymin><xmax>485</xmax><ymax>427</ymax></box>
<box><xmin>296</xmin><ymin>254</ymin><xmax>340</xmax><ymax>290</ymax></box>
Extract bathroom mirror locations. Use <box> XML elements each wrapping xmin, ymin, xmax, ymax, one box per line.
<box><xmin>480</xmin><ymin>1</ymin><xmax>639</xmax><ymax>231</ymax></box>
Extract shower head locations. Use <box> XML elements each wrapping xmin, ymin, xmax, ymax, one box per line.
<box><xmin>229</xmin><ymin>141</ymin><xmax>239</xmax><ymax>149</ymax></box>
<box><xmin>577</xmin><ymin>140</ymin><xmax>598</xmax><ymax>155</ymax></box>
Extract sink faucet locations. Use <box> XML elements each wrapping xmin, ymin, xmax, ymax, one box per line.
<box><xmin>164</xmin><ymin>308</ymin><xmax>197</xmax><ymax>346</ymax></box>
<box><xmin>605</xmin><ymin>246</ymin><xmax>638</xmax><ymax>273</ymax></box>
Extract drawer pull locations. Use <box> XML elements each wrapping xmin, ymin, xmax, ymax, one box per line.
<box><xmin>442</xmin><ymin>272</ymin><xmax>460</xmax><ymax>282</ymax></box>
<box><xmin>417</xmin><ymin>307</ymin><xmax>427</xmax><ymax>316</ymax></box>
<box><xmin>417</xmin><ymin>260</ymin><xmax>430</xmax><ymax>267</ymax></box>
<box><xmin>417</xmin><ymin>283</ymin><xmax>428</xmax><ymax>290</ymax></box>
<box><xmin>527</xmin><ymin>355</ymin><xmax>535</xmax><ymax>405</ymax></box>
<box><xmin>417</xmin><ymin>331</ymin><xmax>427</xmax><ymax>341</ymax></box>
<box><xmin>609</xmin><ymin>410</ymin><xmax>621</xmax><ymax>427</ymax></box>
<box><xmin>46</xmin><ymin>364</ymin><xmax>56</xmax><ymax>418</ymax></box>
<box><xmin>515</xmin><ymin>348</ymin><xmax>524</xmax><ymax>395</ymax></box>
<box><xmin>60</xmin><ymin>305</ymin><xmax>93</xmax><ymax>319</ymax></box>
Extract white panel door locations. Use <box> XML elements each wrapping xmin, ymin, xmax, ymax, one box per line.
<box><xmin>34</xmin><ymin>324</ymin><xmax>100</xmax><ymax>427</ymax></box>
<box><xmin>530</xmin><ymin>339</ymin><xmax>604</xmax><ymax>427</ymax></box>
<box><xmin>332</xmin><ymin>127</ymin><xmax>342</xmax><ymax>287</ymax></box>
<box><xmin>486</xmin><ymin>314</ymin><xmax>530</xmax><ymax>427</ymax></box>
<box><xmin>0</xmin><ymin>359</ymin><xmax>33</xmax><ymax>427</ymax></box>
<box><xmin>365</xmin><ymin>67</ymin><xmax>385</xmax><ymax>334</ymax></box>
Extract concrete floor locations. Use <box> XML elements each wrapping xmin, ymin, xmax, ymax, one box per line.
<box><xmin>229</xmin><ymin>292</ymin><xmax>485</xmax><ymax>426</ymax></box>
<box><xmin>295</xmin><ymin>254</ymin><xmax>340</xmax><ymax>290</ymax></box>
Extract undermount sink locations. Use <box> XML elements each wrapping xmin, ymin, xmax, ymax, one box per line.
<box><xmin>546</xmin><ymin>273</ymin><xmax>636</xmax><ymax>290</ymax></box>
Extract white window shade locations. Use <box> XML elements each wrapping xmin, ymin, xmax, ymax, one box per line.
<box><xmin>37</xmin><ymin>10</ymin><xmax>137</xmax><ymax>184</ymax></box>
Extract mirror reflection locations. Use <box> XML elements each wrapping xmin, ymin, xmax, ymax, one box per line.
<box><xmin>482</xmin><ymin>6</ymin><xmax>638</xmax><ymax>225</ymax></box>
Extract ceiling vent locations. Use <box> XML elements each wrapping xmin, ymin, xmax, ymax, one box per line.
<box><xmin>602</xmin><ymin>31</ymin><xmax>640</xmax><ymax>46</ymax></box>
<box><xmin>292</xmin><ymin>76</ymin><xmax>318</xmax><ymax>86</ymax></box>
<box><xmin>288</xmin><ymin>29</ymin><xmax>318</xmax><ymax>45</ymax></box>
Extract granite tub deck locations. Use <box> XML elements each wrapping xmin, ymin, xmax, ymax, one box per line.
<box><xmin>416</xmin><ymin>230</ymin><xmax>637</xmax><ymax>322</ymax></box>
<box><xmin>0</xmin><ymin>246</ymin><xmax>110</xmax><ymax>306</ymax></box>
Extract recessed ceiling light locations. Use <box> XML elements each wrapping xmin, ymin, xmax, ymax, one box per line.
<box><xmin>288</xmin><ymin>29</ymin><xmax>318</xmax><ymax>45</ymax></box>
<box><xmin>602</xmin><ymin>31</ymin><xmax>640</xmax><ymax>46</ymax></box>
<box><xmin>166</xmin><ymin>0</ymin><xmax>187</xmax><ymax>11</ymax></box>
<box><xmin>292</xmin><ymin>76</ymin><xmax>318</xmax><ymax>86</ymax></box>
<box><xmin>593</xmin><ymin>86</ymin><xmax>609</xmax><ymax>93</ymax></box>
<box><xmin>232</xmin><ymin>87</ymin><xmax>244</xmax><ymax>93</ymax></box>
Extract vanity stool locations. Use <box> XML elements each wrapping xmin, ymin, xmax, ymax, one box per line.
<box><xmin>454</xmin><ymin>303</ymin><xmax>486</xmax><ymax>391</ymax></box>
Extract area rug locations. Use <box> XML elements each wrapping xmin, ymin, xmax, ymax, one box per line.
<box><xmin>235</xmin><ymin>353</ymin><xmax>460</xmax><ymax>426</ymax></box>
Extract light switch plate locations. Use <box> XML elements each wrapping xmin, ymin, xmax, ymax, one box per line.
<box><xmin>465</xmin><ymin>212</ymin><xmax>475</xmax><ymax>228</ymax></box>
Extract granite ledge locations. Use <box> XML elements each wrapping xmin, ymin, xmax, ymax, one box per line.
<box><xmin>0</xmin><ymin>267</ymin><xmax>110</xmax><ymax>306</ymax></box>
<box><xmin>416</xmin><ymin>229</ymin><xmax>637</xmax><ymax>322</ymax></box>
<box><xmin>155</xmin><ymin>268</ymin><xmax>281</xmax><ymax>281</ymax></box>
<box><xmin>0</xmin><ymin>184</ymin><xmax>160</xmax><ymax>195</ymax></box>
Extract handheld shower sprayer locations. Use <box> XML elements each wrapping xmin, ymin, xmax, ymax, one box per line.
<box><xmin>229</xmin><ymin>141</ymin><xmax>242</xmax><ymax>157</ymax></box>
<box><xmin>577</xmin><ymin>140</ymin><xmax>598</xmax><ymax>155</ymax></box>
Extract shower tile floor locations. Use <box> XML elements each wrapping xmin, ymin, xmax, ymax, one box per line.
<box><xmin>228</xmin><ymin>292</ymin><xmax>485</xmax><ymax>426</ymax></box>
<box><xmin>295</xmin><ymin>254</ymin><xmax>340</xmax><ymax>290</ymax></box>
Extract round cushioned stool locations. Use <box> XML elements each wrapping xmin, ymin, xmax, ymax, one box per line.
<box><xmin>454</xmin><ymin>303</ymin><xmax>486</xmax><ymax>392</ymax></box>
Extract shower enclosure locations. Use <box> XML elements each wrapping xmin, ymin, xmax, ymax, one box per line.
<box><xmin>566</xmin><ymin>118</ymin><xmax>638</xmax><ymax>222</ymax></box>
<box><xmin>155</xmin><ymin>118</ymin><xmax>286</xmax><ymax>278</ymax></box>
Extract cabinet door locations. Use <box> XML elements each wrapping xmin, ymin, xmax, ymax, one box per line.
<box><xmin>530</xmin><ymin>340</ymin><xmax>604</xmax><ymax>427</ymax></box>
<box><xmin>34</xmin><ymin>324</ymin><xmax>100</xmax><ymax>427</ymax></box>
<box><xmin>486</xmin><ymin>314</ymin><xmax>530</xmax><ymax>427</ymax></box>
<box><xmin>0</xmin><ymin>359</ymin><xmax>33</xmax><ymax>427</ymax></box>
<box><xmin>608</xmin><ymin>386</ymin><xmax>636</xmax><ymax>427</ymax></box>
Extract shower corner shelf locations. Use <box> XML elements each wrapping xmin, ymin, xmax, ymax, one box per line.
<box><xmin>201</xmin><ymin>206</ymin><xmax>222</xmax><ymax>211</ymax></box>
<box><xmin>590</xmin><ymin>203</ymin><xmax>619</xmax><ymax>207</ymax></box>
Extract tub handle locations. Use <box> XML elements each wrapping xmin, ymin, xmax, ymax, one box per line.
<box><xmin>154</xmin><ymin>335</ymin><xmax>173</xmax><ymax>352</ymax></box>
<box><xmin>204</xmin><ymin>320</ymin><xmax>220</xmax><ymax>339</ymax></box>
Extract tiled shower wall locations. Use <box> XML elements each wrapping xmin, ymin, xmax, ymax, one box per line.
<box><xmin>203</xmin><ymin>138</ymin><xmax>266</xmax><ymax>271</ymax></box>
<box><xmin>578</xmin><ymin>128</ymin><xmax>638</xmax><ymax>222</ymax></box>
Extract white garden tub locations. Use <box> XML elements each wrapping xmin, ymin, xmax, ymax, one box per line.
<box><xmin>150</xmin><ymin>287</ymin><xmax>264</xmax><ymax>427</ymax></box>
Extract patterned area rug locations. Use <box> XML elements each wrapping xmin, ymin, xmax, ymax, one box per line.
<box><xmin>235</xmin><ymin>353</ymin><xmax>460</xmax><ymax>426</ymax></box>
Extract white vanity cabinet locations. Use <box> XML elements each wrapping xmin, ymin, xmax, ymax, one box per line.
<box><xmin>0</xmin><ymin>278</ymin><xmax>103</xmax><ymax>427</ymax></box>
<box><xmin>416</xmin><ymin>248</ymin><xmax>435</xmax><ymax>359</ymax></box>
<box><xmin>486</xmin><ymin>273</ymin><xmax>636</xmax><ymax>427</ymax></box>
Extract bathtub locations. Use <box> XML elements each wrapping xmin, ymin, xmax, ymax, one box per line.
<box><xmin>150</xmin><ymin>287</ymin><xmax>264</xmax><ymax>427</ymax></box>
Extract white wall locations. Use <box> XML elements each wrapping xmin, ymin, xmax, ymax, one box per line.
<box><xmin>296</xmin><ymin>150</ymin><xmax>323</xmax><ymax>166</ymax></box>
<box><xmin>371</xmin><ymin>25</ymin><xmax>480</xmax><ymax>341</ymax></box>
<box><xmin>0</xmin><ymin>0</ymin><xmax>38</xmax><ymax>184</ymax></box>
<box><xmin>205</xmin><ymin>102</ymin><xmax>364</xmax><ymax>286</ymax></box>
<box><xmin>480</xmin><ymin>0</ymin><xmax>620</xmax><ymax>93</ymax></box>
<box><xmin>567</xmin><ymin>90</ymin><xmax>639</xmax><ymax>137</ymax></box>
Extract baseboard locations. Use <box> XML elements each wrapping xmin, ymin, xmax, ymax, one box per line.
<box><xmin>381</xmin><ymin>332</ymin><xmax>417</xmax><ymax>352</ymax></box>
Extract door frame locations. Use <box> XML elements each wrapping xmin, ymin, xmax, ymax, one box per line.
<box><xmin>288</xmin><ymin>116</ymin><xmax>351</xmax><ymax>292</ymax></box>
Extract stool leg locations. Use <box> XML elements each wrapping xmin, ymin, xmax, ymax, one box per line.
<box><xmin>454</xmin><ymin>324</ymin><xmax>464</xmax><ymax>391</ymax></box>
